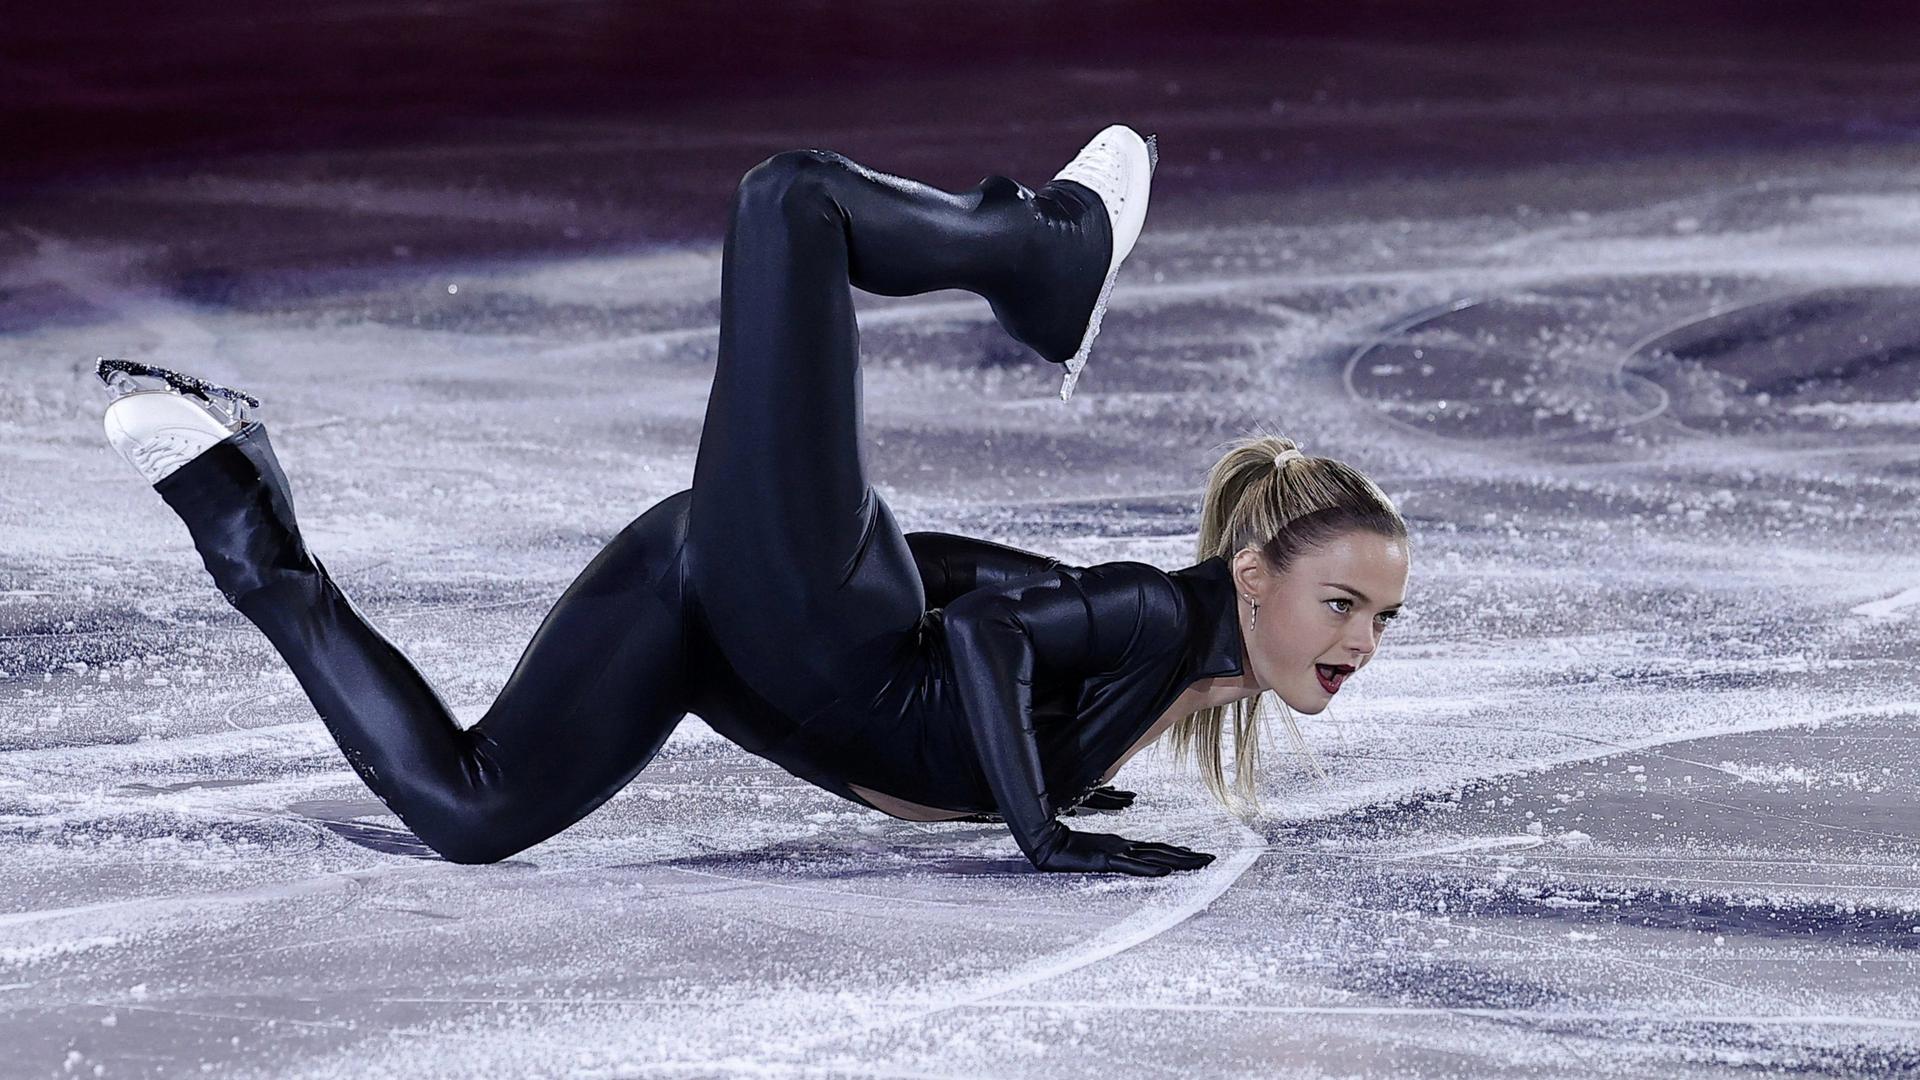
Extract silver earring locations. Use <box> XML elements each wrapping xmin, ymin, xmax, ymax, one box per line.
<box><xmin>1245</xmin><ymin>595</ymin><xmax>1259</xmax><ymax>631</ymax></box>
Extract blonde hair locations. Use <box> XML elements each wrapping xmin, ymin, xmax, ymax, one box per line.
<box><xmin>1168</xmin><ymin>424</ymin><xmax>1408</xmax><ymax>817</ymax></box>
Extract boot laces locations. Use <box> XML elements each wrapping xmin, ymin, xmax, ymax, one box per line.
<box><xmin>1060</xmin><ymin>136</ymin><xmax>1127</xmax><ymax>196</ymax></box>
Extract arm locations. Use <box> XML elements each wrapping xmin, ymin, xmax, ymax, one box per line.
<box><xmin>942</xmin><ymin>565</ymin><xmax>1214</xmax><ymax>876</ymax></box>
<box><xmin>904</xmin><ymin>531</ymin><xmax>1062</xmax><ymax>610</ymax></box>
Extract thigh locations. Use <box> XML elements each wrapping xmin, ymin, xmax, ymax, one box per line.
<box><xmin>686</xmin><ymin>152</ymin><xmax>925</xmax><ymax>715</ymax></box>
<box><xmin>690</xmin><ymin>480</ymin><xmax>925</xmax><ymax>722</ymax></box>
<box><xmin>690</xmin><ymin>150</ymin><xmax>872</xmax><ymax>582</ymax></box>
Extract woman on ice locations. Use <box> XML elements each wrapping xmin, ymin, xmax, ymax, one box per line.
<box><xmin>98</xmin><ymin>126</ymin><xmax>1410</xmax><ymax>876</ymax></box>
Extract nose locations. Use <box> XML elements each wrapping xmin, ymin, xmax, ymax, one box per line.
<box><xmin>1343</xmin><ymin>621</ymin><xmax>1377</xmax><ymax>660</ymax></box>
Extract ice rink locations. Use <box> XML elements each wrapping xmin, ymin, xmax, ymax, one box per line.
<box><xmin>3</xmin><ymin>5</ymin><xmax>1918</xmax><ymax>1077</ymax></box>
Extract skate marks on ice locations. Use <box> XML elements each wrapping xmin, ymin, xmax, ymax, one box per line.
<box><xmin>1344</xmin><ymin>279</ymin><xmax>1920</xmax><ymax>444</ymax></box>
<box><xmin>846</xmin><ymin>712</ymin><xmax>1920</xmax><ymax>1079</ymax></box>
<box><xmin>1853</xmin><ymin>586</ymin><xmax>1920</xmax><ymax>620</ymax></box>
<box><xmin>1187</xmin><ymin>712</ymin><xmax>1920</xmax><ymax>1076</ymax></box>
<box><xmin>1327</xmin><ymin>179</ymin><xmax>1920</xmax><ymax>444</ymax></box>
<box><xmin>285</xmin><ymin>798</ymin><xmax>441</xmax><ymax>860</ymax></box>
<box><xmin>1276</xmin><ymin>713</ymin><xmax>1920</xmax><ymax>948</ymax></box>
<box><xmin>0</xmin><ymin>738</ymin><xmax>1270</xmax><ymax>1079</ymax></box>
<box><xmin>13</xmin><ymin>714</ymin><xmax>1906</xmax><ymax>1080</ymax></box>
<box><xmin>441</xmin><ymin>713</ymin><xmax>1915</xmax><ymax>1080</ymax></box>
<box><xmin>621</xmin><ymin>820</ymin><xmax>1267</xmax><ymax>1074</ymax></box>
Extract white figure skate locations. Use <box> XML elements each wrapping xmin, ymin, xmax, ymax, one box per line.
<box><xmin>97</xmin><ymin>358</ymin><xmax>259</xmax><ymax>484</ymax></box>
<box><xmin>1049</xmin><ymin>124</ymin><xmax>1157</xmax><ymax>401</ymax></box>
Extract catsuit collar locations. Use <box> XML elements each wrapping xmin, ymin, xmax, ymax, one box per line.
<box><xmin>1168</xmin><ymin>555</ymin><xmax>1247</xmax><ymax>680</ymax></box>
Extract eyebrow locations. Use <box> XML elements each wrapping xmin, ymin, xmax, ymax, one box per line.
<box><xmin>1322</xmin><ymin>582</ymin><xmax>1404</xmax><ymax>610</ymax></box>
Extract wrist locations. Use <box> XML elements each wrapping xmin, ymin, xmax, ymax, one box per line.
<box><xmin>1022</xmin><ymin>819</ymin><xmax>1069</xmax><ymax>864</ymax></box>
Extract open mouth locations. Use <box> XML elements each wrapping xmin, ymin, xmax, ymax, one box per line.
<box><xmin>1314</xmin><ymin>663</ymin><xmax>1355</xmax><ymax>694</ymax></box>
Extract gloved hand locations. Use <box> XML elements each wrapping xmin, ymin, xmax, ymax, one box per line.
<box><xmin>1066</xmin><ymin>784</ymin><xmax>1136</xmax><ymax>813</ymax></box>
<box><xmin>1028</xmin><ymin>822</ymin><xmax>1215</xmax><ymax>876</ymax></box>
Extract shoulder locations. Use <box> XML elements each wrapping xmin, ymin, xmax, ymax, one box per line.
<box><xmin>939</xmin><ymin>558</ymin><xmax>1182</xmax><ymax>666</ymax></box>
<box><xmin>958</xmin><ymin>558</ymin><xmax>1186</xmax><ymax>668</ymax></box>
<box><xmin>1067</xmin><ymin>560</ymin><xmax>1189</xmax><ymax>657</ymax></box>
<box><xmin>945</xmin><ymin>558</ymin><xmax>1172</xmax><ymax>606</ymax></box>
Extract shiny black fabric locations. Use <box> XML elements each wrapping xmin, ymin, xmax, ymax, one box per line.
<box><xmin>151</xmin><ymin>147</ymin><xmax>1246</xmax><ymax>866</ymax></box>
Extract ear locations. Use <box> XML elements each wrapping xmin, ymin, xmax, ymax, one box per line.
<box><xmin>1230</xmin><ymin>544</ymin><xmax>1268</xmax><ymax>599</ymax></box>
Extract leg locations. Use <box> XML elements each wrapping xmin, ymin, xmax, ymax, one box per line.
<box><xmin>687</xmin><ymin>149</ymin><xmax>1106</xmax><ymax>719</ymax></box>
<box><xmin>155</xmin><ymin>425</ymin><xmax>696</xmax><ymax>864</ymax></box>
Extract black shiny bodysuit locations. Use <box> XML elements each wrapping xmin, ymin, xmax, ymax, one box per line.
<box><xmin>152</xmin><ymin>148</ymin><xmax>1247</xmax><ymax>869</ymax></box>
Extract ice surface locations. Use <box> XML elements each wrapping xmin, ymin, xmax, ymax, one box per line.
<box><xmin>4</xmin><ymin>12</ymin><xmax>1920</xmax><ymax>1079</ymax></box>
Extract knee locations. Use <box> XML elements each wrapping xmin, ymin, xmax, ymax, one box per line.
<box><xmin>420</xmin><ymin>825</ymin><xmax>519</xmax><ymax>866</ymax></box>
<box><xmin>401</xmin><ymin>794</ymin><xmax>529</xmax><ymax>865</ymax></box>
<box><xmin>437</xmin><ymin>840</ymin><xmax>512</xmax><ymax>866</ymax></box>
<box><xmin>734</xmin><ymin>148</ymin><xmax>842</xmax><ymax>218</ymax></box>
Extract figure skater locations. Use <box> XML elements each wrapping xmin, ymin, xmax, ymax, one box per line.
<box><xmin>97</xmin><ymin>126</ymin><xmax>1410</xmax><ymax>876</ymax></box>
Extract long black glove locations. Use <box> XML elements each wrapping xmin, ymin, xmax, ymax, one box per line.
<box><xmin>943</xmin><ymin>571</ymin><xmax>1216</xmax><ymax>876</ymax></box>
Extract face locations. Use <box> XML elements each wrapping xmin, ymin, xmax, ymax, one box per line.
<box><xmin>1231</xmin><ymin>530</ymin><xmax>1410</xmax><ymax>715</ymax></box>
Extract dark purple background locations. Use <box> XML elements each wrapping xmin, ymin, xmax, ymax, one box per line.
<box><xmin>7</xmin><ymin>0</ymin><xmax>1915</xmax><ymax>187</ymax></box>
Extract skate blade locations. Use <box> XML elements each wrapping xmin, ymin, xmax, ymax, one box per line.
<box><xmin>94</xmin><ymin>357</ymin><xmax>260</xmax><ymax>428</ymax></box>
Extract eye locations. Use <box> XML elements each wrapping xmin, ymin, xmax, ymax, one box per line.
<box><xmin>1324</xmin><ymin>598</ymin><xmax>1353</xmax><ymax>615</ymax></box>
<box><xmin>1376</xmin><ymin>610</ymin><xmax>1400</xmax><ymax>625</ymax></box>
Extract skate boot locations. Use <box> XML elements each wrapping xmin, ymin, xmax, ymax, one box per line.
<box><xmin>97</xmin><ymin>357</ymin><xmax>259</xmax><ymax>484</ymax></box>
<box><xmin>1042</xmin><ymin>125</ymin><xmax>1158</xmax><ymax>402</ymax></box>
<box><xmin>98</xmin><ymin>358</ymin><xmax>308</xmax><ymax>604</ymax></box>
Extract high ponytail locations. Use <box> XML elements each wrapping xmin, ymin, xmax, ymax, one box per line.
<box><xmin>1171</xmin><ymin>423</ymin><xmax>1408</xmax><ymax>817</ymax></box>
